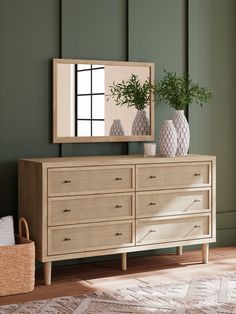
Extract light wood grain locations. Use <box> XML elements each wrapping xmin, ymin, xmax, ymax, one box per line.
<box><xmin>48</xmin><ymin>193</ymin><xmax>135</xmax><ymax>226</ymax></box>
<box><xmin>136</xmin><ymin>162</ymin><xmax>211</xmax><ymax>191</ymax></box>
<box><xmin>177</xmin><ymin>246</ymin><xmax>183</xmax><ymax>255</ymax></box>
<box><xmin>136</xmin><ymin>214</ymin><xmax>211</xmax><ymax>246</ymax></box>
<box><xmin>42</xmin><ymin>237</ymin><xmax>216</xmax><ymax>262</ymax></box>
<box><xmin>20</xmin><ymin>154</ymin><xmax>216</xmax><ymax>167</ymax></box>
<box><xmin>53</xmin><ymin>58</ymin><xmax>155</xmax><ymax>143</ymax></box>
<box><xmin>136</xmin><ymin>188</ymin><xmax>211</xmax><ymax>218</ymax></box>
<box><xmin>48</xmin><ymin>220</ymin><xmax>135</xmax><ymax>255</ymax></box>
<box><xmin>18</xmin><ymin>160</ymin><xmax>44</xmax><ymax>259</ymax></box>
<box><xmin>18</xmin><ymin>154</ymin><xmax>216</xmax><ymax>285</ymax></box>
<box><xmin>211</xmin><ymin>159</ymin><xmax>216</xmax><ymax>239</ymax></box>
<box><xmin>121</xmin><ymin>253</ymin><xmax>127</xmax><ymax>271</ymax></box>
<box><xmin>48</xmin><ymin>165</ymin><xmax>135</xmax><ymax>196</ymax></box>
<box><xmin>202</xmin><ymin>243</ymin><xmax>209</xmax><ymax>263</ymax></box>
<box><xmin>44</xmin><ymin>262</ymin><xmax>52</xmax><ymax>286</ymax></box>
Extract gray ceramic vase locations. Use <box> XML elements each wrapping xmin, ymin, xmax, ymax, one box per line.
<box><xmin>109</xmin><ymin>119</ymin><xmax>125</xmax><ymax>136</ymax></box>
<box><xmin>132</xmin><ymin>110</ymin><xmax>150</xmax><ymax>135</ymax></box>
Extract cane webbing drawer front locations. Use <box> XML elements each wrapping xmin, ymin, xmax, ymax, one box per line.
<box><xmin>48</xmin><ymin>193</ymin><xmax>134</xmax><ymax>226</ymax></box>
<box><xmin>136</xmin><ymin>188</ymin><xmax>211</xmax><ymax>218</ymax></box>
<box><xmin>48</xmin><ymin>220</ymin><xmax>134</xmax><ymax>255</ymax></box>
<box><xmin>136</xmin><ymin>214</ymin><xmax>211</xmax><ymax>246</ymax></box>
<box><xmin>136</xmin><ymin>162</ymin><xmax>211</xmax><ymax>191</ymax></box>
<box><xmin>48</xmin><ymin>165</ymin><xmax>135</xmax><ymax>197</ymax></box>
<box><xmin>18</xmin><ymin>154</ymin><xmax>216</xmax><ymax>285</ymax></box>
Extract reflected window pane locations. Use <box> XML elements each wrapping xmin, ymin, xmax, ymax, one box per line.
<box><xmin>77</xmin><ymin>120</ymin><xmax>91</xmax><ymax>136</ymax></box>
<box><xmin>92</xmin><ymin>69</ymin><xmax>104</xmax><ymax>93</ymax></box>
<box><xmin>77</xmin><ymin>96</ymin><xmax>91</xmax><ymax>119</ymax></box>
<box><xmin>92</xmin><ymin>64</ymin><xmax>104</xmax><ymax>69</ymax></box>
<box><xmin>92</xmin><ymin>121</ymin><xmax>105</xmax><ymax>136</ymax></box>
<box><xmin>77</xmin><ymin>71</ymin><xmax>91</xmax><ymax>94</ymax></box>
<box><xmin>92</xmin><ymin>95</ymin><xmax>104</xmax><ymax>119</ymax></box>
<box><xmin>77</xmin><ymin>64</ymin><xmax>91</xmax><ymax>71</ymax></box>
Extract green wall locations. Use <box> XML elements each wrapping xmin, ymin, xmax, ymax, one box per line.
<box><xmin>61</xmin><ymin>0</ymin><xmax>129</xmax><ymax>157</ymax></box>
<box><xmin>0</xmin><ymin>0</ymin><xmax>235</xmax><ymax>249</ymax></box>
<box><xmin>189</xmin><ymin>0</ymin><xmax>236</xmax><ymax>245</ymax></box>
<box><xmin>0</xmin><ymin>0</ymin><xmax>60</xmax><ymax>217</ymax></box>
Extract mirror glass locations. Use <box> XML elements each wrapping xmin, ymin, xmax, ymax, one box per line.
<box><xmin>53</xmin><ymin>59</ymin><xmax>155</xmax><ymax>143</ymax></box>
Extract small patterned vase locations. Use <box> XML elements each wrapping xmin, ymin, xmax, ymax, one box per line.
<box><xmin>132</xmin><ymin>110</ymin><xmax>150</xmax><ymax>135</ymax></box>
<box><xmin>109</xmin><ymin>119</ymin><xmax>125</xmax><ymax>136</ymax></box>
<box><xmin>172</xmin><ymin>110</ymin><xmax>190</xmax><ymax>155</ymax></box>
<box><xmin>159</xmin><ymin>120</ymin><xmax>177</xmax><ymax>157</ymax></box>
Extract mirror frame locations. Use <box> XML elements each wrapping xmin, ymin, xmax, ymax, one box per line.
<box><xmin>53</xmin><ymin>58</ymin><xmax>155</xmax><ymax>143</ymax></box>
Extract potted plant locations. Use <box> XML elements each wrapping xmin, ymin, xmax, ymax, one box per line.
<box><xmin>156</xmin><ymin>69</ymin><xmax>212</xmax><ymax>155</ymax></box>
<box><xmin>108</xmin><ymin>74</ymin><xmax>156</xmax><ymax>135</ymax></box>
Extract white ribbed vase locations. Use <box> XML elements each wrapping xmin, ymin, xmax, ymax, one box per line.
<box><xmin>159</xmin><ymin>120</ymin><xmax>177</xmax><ymax>157</ymax></box>
<box><xmin>172</xmin><ymin>110</ymin><xmax>190</xmax><ymax>155</ymax></box>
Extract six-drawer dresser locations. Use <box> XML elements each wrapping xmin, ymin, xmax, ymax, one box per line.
<box><xmin>18</xmin><ymin>154</ymin><xmax>216</xmax><ymax>285</ymax></box>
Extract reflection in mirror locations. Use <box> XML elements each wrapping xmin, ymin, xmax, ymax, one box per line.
<box><xmin>53</xmin><ymin>59</ymin><xmax>155</xmax><ymax>143</ymax></box>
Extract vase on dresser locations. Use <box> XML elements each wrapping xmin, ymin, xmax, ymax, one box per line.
<box><xmin>172</xmin><ymin>110</ymin><xmax>190</xmax><ymax>155</ymax></box>
<box><xmin>109</xmin><ymin>119</ymin><xmax>125</xmax><ymax>136</ymax></box>
<box><xmin>132</xmin><ymin>110</ymin><xmax>150</xmax><ymax>135</ymax></box>
<box><xmin>159</xmin><ymin>120</ymin><xmax>177</xmax><ymax>157</ymax></box>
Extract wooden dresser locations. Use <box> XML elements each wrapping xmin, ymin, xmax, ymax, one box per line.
<box><xmin>18</xmin><ymin>154</ymin><xmax>216</xmax><ymax>285</ymax></box>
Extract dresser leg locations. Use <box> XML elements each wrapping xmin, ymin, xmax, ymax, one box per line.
<box><xmin>121</xmin><ymin>253</ymin><xmax>127</xmax><ymax>271</ymax></box>
<box><xmin>202</xmin><ymin>243</ymin><xmax>209</xmax><ymax>264</ymax></box>
<box><xmin>177</xmin><ymin>246</ymin><xmax>183</xmax><ymax>255</ymax></box>
<box><xmin>44</xmin><ymin>262</ymin><xmax>52</xmax><ymax>285</ymax></box>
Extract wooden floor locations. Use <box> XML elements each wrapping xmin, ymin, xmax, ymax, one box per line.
<box><xmin>1</xmin><ymin>246</ymin><xmax>236</xmax><ymax>306</ymax></box>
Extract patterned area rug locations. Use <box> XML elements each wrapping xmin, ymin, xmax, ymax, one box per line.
<box><xmin>1</xmin><ymin>273</ymin><xmax>236</xmax><ymax>313</ymax></box>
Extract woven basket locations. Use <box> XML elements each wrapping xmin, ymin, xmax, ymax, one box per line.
<box><xmin>0</xmin><ymin>217</ymin><xmax>35</xmax><ymax>296</ymax></box>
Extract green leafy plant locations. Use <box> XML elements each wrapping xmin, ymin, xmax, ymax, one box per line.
<box><xmin>108</xmin><ymin>74</ymin><xmax>156</xmax><ymax>110</ymax></box>
<box><xmin>156</xmin><ymin>69</ymin><xmax>212</xmax><ymax>110</ymax></box>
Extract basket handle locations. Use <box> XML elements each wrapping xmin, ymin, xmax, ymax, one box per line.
<box><xmin>19</xmin><ymin>217</ymin><xmax>30</xmax><ymax>240</ymax></box>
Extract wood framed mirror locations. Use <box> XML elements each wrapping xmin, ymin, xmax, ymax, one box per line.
<box><xmin>53</xmin><ymin>58</ymin><xmax>155</xmax><ymax>143</ymax></box>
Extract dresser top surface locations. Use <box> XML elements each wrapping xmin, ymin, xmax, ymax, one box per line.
<box><xmin>19</xmin><ymin>154</ymin><xmax>216</xmax><ymax>167</ymax></box>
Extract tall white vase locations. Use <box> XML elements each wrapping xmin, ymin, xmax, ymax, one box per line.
<box><xmin>172</xmin><ymin>110</ymin><xmax>190</xmax><ymax>155</ymax></box>
<box><xmin>159</xmin><ymin>120</ymin><xmax>177</xmax><ymax>157</ymax></box>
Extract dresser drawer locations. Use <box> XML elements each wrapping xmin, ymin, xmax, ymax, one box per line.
<box><xmin>136</xmin><ymin>188</ymin><xmax>211</xmax><ymax>218</ymax></box>
<box><xmin>48</xmin><ymin>165</ymin><xmax>135</xmax><ymax>196</ymax></box>
<box><xmin>48</xmin><ymin>193</ymin><xmax>134</xmax><ymax>226</ymax></box>
<box><xmin>136</xmin><ymin>214</ymin><xmax>211</xmax><ymax>245</ymax></box>
<box><xmin>48</xmin><ymin>220</ymin><xmax>134</xmax><ymax>255</ymax></box>
<box><xmin>136</xmin><ymin>162</ymin><xmax>211</xmax><ymax>191</ymax></box>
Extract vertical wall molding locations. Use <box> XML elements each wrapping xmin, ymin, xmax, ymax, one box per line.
<box><xmin>185</xmin><ymin>0</ymin><xmax>189</xmax><ymax>121</ymax></box>
<box><xmin>126</xmin><ymin>0</ymin><xmax>129</xmax><ymax>61</ymax></box>
<box><xmin>59</xmin><ymin>0</ymin><xmax>63</xmax><ymax>157</ymax></box>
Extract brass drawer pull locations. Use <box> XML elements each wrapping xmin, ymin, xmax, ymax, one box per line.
<box><xmin>63</xmin><ymin>180</ymin><xmax>71</xmax><ymax>183</ymax></box>
<box><xmin>194</xmin><ymin>173</ymin><xmax>201</xmax><ymax>176</ymax></box>
<box><xmin>149</xmin><ymin>175</ymin><xmax>156</xmax><ymax>179</ymax></box>
<box><xmin>115</xmin><ymin>232</ymin><xmax>122</xmax><ymax>236</ymax></box>
<box><xmin>149</xmin><ymin>202</ymin><xmax>157</xmax><ymax>206</ymax></box>
<box><xmin>115</xmin><ymin>205</ymin><xmax>122</xmax><ymax>208</ymax></box>
<box><xmin>115</xmin><ymin>177</ymin><xmax>123</xmax><ymax>181</ymax></box>
<box><xmin>63</xmin><ymin>209</ymin><xmax>71</xmax><ymax>212</ymax></box>
<box><xmin>63</xmin><ymin>237</ymin><xmax>71</xmax><ymax>241</ymax></box>
<box><xmin>138</xmin><ymin>229</ymin><xmax>156</xmax><ymax>243</ymax></box>
<box><xmin>194</xmin><ymin>199</ymin><xmax>201</xmax><ymax>203</ymax></box>
<box><xmin>194</xmin><ymin>225</ymin><xmax>201</xmax><ymax>228</ymax></box>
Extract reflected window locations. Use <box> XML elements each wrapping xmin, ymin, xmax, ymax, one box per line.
<box><xmin>75</xmin><ymin>65</ymin><xmax>105</xmax><ymax>136</ymax></box>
